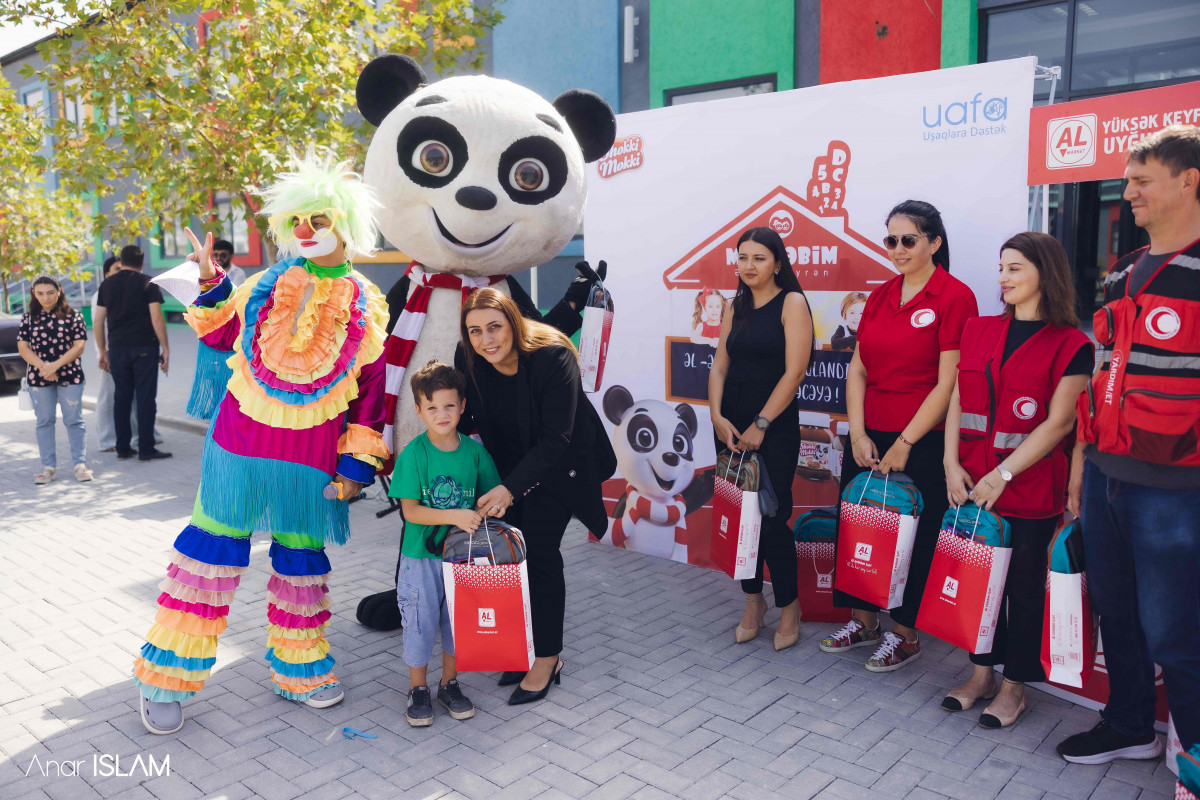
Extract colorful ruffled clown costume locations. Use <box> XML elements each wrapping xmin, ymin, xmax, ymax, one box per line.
<box><xmin>133</xmin><ymin>153</ymin><xmax>389</xmax><ymax>724</ymax></box>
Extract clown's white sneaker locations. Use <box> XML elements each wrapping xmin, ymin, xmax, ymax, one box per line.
<box><xmin>139</xmin><ymin>695</ymin><xmax>184</xmax><ymax>735</ymax></box>
<box><xmin>304</xmin><ymin>686</ymin><xmax>345</xmax><ymax>709</ymax></box>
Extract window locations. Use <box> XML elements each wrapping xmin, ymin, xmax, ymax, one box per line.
<box><xmin>1071</xmin><ymin>0</ymin><xmax>1200</xmax><ymax>92</ymax></box>
<box><xmin>22</xmin><ymin>88</ymin><xmax>46</xmax><ymax>118</ymax></box>
<box><xmin>665</xmin><ymin>76</ymin><xmax>776</xmax><ymax>106</ymax></box>
<box><xmin>213</xmin><ymin>192</ymin><xmax>249</xmax><ymax>255</ymax></box>
<box><xmin>62</xmin><ymin>80</ymin><xmax>88</xmax><ymax>128</ymax></box>
<box><xmin>161</xmin><ymin>217</ymin><xmax>190</xmax><ymax>258</ymax></box>
<box><xmin>985</xmin><ymin>3</ymin><xmax>1069</xmax><ymax>100</ymax></box>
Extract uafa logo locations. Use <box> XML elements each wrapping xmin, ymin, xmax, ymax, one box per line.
<box><xmin>911</xmin><ymin>308</ymin><xmax>936</xmax><ymax>328</ymax></box>
<box><xmin>1013</xmin><ymin>397</ymin><xmax>1038</xmax><ymax>420</ymax></box>
<box><xmin>922</xmin><ymin>92</ymin><xmax>1007</xmax><ymax>128</ymax></box>
<box><xmin>1145</xmin><ymin>307</ymin><xmax>1181</xmax><ymax>340</ymax></box>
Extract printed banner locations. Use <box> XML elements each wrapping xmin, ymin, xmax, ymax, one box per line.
<box><xmin>584</xmin><ymin>57</ymin><xmax>1035</xmax><ymax>572</ymax></box>
<box><xmin>1028</xmin><ymin>80</ymin><xmax>1200</xmax><ymax>185</ymax></box>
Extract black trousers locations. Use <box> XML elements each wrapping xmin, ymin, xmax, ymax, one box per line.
<box><xmin>109</xmin><ymin>344</ymin><xmax>159</xmax><ymax>457</ymax></box>
<box><xmin>717</xmin><ymin>381</ymin><xmax>799</xmax><ymax>609</ymax></box>
<box><xmin>508</xmin><ymin>489</ymin><xmax>573</xmax><ymax>658</ymax></box>
<box><xmin>969</xmin><ymin>515</ymin><xmax>1058</xmax><ymax>682</ymax></box>
<box><xmin>832</xmin><ymin>427</ymin><xmax>948</xmax><ymax>630</ymax></box>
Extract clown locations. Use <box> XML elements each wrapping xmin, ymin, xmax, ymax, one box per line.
<box><xmin>133</xmin><ymin>151</ymin><xmax>390</xmax><ymax>735</ymax></box>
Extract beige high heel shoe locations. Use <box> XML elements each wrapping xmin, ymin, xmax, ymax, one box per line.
<box><xmin>773</xmin><ymin>601</ymin><xmax>802</xmax><ymax>651</ymax></box>
<box><xmin>735</xmin><ymin>596</ymin><xmax>767</xmax><ymax>643</ymax></box>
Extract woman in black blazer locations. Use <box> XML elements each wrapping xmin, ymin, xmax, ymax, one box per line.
<box><xmin>457</xmin><ymin>288</ymin><xmax>616</xmax><ymax>705</ymax></box>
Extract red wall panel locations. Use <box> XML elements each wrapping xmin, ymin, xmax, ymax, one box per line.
<box><xmin>820</xmin><ymin>0</ymin><xmax>943</xmax><ymax>84</ymax></box>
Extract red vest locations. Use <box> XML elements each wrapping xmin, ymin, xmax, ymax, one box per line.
<box><xmin>1077</xmin><ymin>238</ymin><xmax>1200</xmax><ymax>467</ymax></box>
<box><xmin>958</xmin><ymin>315</ymin><xmax>1090</xmax><ymax>518</ymax></box>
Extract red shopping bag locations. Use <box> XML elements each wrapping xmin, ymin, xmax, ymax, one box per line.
<box><xmin>709</xmin><ymin>455</ymin><xmax>761</xmax><ymax>580</ymax></box>
<box><xmin>796</xmin><ymin>538</ymin><xmax>850</xmax><ymax>623</ymax></box>
<box><xmin>834</xmin><ymin>474</ymin><xmax>919</xmax><ymax>609</ymax></box>
<box><xmin>1040</xmin><ymin>571</ymin><xmax>1097</xmax><ymax>688</ymax></box>
<box><xmin>443</xmin><ymin>560</ymin><xmax>535</xmax><ymax>672</ymax></box>
<box><xmin>916</xmin><ymin>514</ymin><xmax>1012</xmax><ymax>654</ymax></box>
<box><xmin>579</xmin><ymin>280</ymin><xmax>614</xmax><ymax>393</ymax></box>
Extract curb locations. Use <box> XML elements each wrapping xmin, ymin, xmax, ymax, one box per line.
<box><xmin>82</xmin><ymin>396</ymin><xmax>208</xmax><ymax>436</ymax></box>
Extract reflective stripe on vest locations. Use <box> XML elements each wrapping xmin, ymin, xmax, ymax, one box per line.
<box><xmin>1128</xmin><ymin>351</ymin><xmax>1200</xmax><ymax>370</ymax></box>
<box><xmin>993</xmin><ymin>430</ymin><xmax>1029</xmax><ymax>450</ymax></box>
<box><xmin>961</xmin><ymin>413</ymin><xmax>988</xmax><ymax>433</ymax></box>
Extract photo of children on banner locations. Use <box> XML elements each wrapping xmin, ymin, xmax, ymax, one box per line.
<box><xmin>689</xmin><ymin>287</ymin><xmax>727</xmax><ymax>347</ymax></box>
<box><xmin>709</xmin><ymin>449</ymin><xmax>776</xmax><ymax>581</ymax></box>
<box><xmin>793</xmin><ymin>507</ymin><xmax>850</xmax><ymax>623</ymax></box>
<box><xmin>577</xmin><ymin>260</ymin><xmax>613</xmax><ymax>394</ymax></box>
<box><xmin>833</xmin><ymin>469</ymin><xmax>922</xmax><ymax>610</ymax></box>
<box><xmin>830</xmin><ymin>291</ymin><xmax>867</xmax><ymax>352</ymax></box>
<box><xmin>442</xmin><ymin>518</ymin><xmax>535</xmax><ymax>674</ymax></box>
<box><xmin>914</xmin><ymin>504</ymin><xmax>1012</xmax><ymax>656</ymax></box>
<box><xmin>1041</xmin><ymin>517</ymin><xmax>1097</xmax><ymax>689</ymax></box>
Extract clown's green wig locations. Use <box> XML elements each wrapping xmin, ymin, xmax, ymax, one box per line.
<box><xmin>259</xmin><ymin>149</ymin><xmax>381</xmax><ymax>260</ymax></box>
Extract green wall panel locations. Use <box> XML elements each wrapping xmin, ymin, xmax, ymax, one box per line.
<box><xmin>649</xmin><ymin>0</ymin><xmax>795</xmax><ymax>108</ymax></box>
<box><xmin>941</xmin><ymin>0</ymin><xmax>978</xmax><ymax>68</ymax></box>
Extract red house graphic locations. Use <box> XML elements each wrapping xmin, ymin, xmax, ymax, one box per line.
<box><xmin>662</xmin><ymin>142</ymin><xmax>897</xmax><ymax>293</ymax></box>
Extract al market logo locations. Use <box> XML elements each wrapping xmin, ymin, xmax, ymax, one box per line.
<box><xmin>922</xmin><ymin>91</ymin><xmax>1008</xmax><ymax>143</ymax></box>
<box><xmin>661</xmin><ymin>141</ymin><xmax>896</xmax><ymax>292</ymax></box>
<box><xmin>597</xmin><ymin>135</ymin><xmax>644</xmax><ymax>179</ymax></box>
<box><xmin>1046</xmin><ymin>114</ymin><xmax>1097</xmax><ymax>170</ymax></box>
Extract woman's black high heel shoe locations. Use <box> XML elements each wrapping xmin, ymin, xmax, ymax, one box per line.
<box><xmin>497</xmin><ymin>671</ymin><xmax>526</xmax><ymax>687</ymax></box>
<box><xmin>508</xmin><ymin>660</ymin><xmax>563</xmax><ymax>706</ymax></box>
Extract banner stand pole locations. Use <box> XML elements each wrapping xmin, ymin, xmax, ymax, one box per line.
<box><xmin>1031</xmin><ymin>65</ymin><xmax>1062</xmax><ymax>233</ymax></box>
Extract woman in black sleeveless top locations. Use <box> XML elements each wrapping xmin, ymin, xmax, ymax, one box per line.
<box><xmin>709</xmin><ymin>227</ymin><xmax>814</xmax><ymax>651</ymax></box>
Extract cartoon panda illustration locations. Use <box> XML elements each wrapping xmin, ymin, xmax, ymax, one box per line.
<box><xmin>356</xmin><ymin>54</ymin><xmax>616</xmax><ymax>456</ymax></box>
<box><xmin>602</xmin><ymin>385</ymin><xmax>706</xmax><ymax>564</ymax></box>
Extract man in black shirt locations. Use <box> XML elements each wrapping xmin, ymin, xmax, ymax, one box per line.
<box><xmin>95</xmin><ymin>245</ymin><xmax>172</xmax><ymax>461</ymax></box>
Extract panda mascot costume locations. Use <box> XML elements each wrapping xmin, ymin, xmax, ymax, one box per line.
<box><xmin>353</xmin><ymin>55</ymin><xmax>617</xmax><ymax>629</ymax></box>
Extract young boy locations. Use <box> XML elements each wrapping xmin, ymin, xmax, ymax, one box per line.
<box><xmin>389</xmin><ymin>360</ymin><xmax>501</xmax><ymax>727</ymax></box>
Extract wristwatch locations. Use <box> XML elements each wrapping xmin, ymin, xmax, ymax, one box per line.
<box><xmin>754</xmin><ymin>415</ymin><xmax>770</xmax><ymax>431</ymax></box>
<box><xmin>996</xmin><ymin>463</ymin><xmax>1013</xmax><ymax>482</ymax></box>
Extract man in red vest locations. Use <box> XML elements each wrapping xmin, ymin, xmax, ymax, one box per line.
<box><xmin>1061</xmin><ymin>125</ymin><xmax>1200</xmax><ymax>765</ymax></box>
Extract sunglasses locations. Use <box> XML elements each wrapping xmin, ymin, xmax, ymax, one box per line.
<box><xmin>267</xmin><ymin>208</ymin><xmax>344</xmax><ymax>241</ymax></box>
<box><xmin>883</xmin><ymin>233</ymin><xmax>929</xmax><ymax>249</ymax></box>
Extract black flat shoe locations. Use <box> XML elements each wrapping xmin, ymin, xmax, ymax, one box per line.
<box><xmin>508</xmin><ymin>660</ymin><xmax>563</xmax><ymax>706</ymax></box>
<box><xmin>497</xmin><ymin>670</ymin><xmax>526</xmax><ymax>687</ymax></box>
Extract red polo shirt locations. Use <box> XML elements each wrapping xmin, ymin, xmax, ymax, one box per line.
<box><xmin>856</xmin><ymin>266</ymin><xmax>978</xmax><ymax>432</ymax></box>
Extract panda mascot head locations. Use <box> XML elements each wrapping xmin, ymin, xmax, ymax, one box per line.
<box><xmin>357</xmin><ymin>54</ymin><xmax>615</xmax><ymax>277</ymax></box>
<box><xmin>603</xmin><ymin>386</ymin><xmax>699</xmax><ymax>504</ymax></box>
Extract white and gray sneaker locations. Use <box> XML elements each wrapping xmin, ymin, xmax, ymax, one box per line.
<box><xmin>304</xmin><ymin>685</ymin><xmax>344</xmax><ymax>709</ymax></box>
<box><xmin>139</xmin><ymin>695</ymin><xmax>184</xmax><ymax>735</ymax></box>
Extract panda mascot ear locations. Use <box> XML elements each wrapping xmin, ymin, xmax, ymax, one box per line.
<box><xmin>675</xmin><ymin>403</ymin><xmax>698</xmax><ymax>438</ymax></box>
<box><xmin>357</xmin><ymin>54</ymin><xmax>428</xmax><ymax>127</ymax></box>
<box><xmin>603</xmin><ymin>385</ymin><xmax>634</xmax><ymax>425</ymax></box>
<box><xmin>552</xmin><ymin>89</ymin><xmax>617</xmax><ymax>163</ymax></box>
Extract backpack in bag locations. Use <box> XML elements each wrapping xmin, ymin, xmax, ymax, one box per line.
<box><xmin>442</xmin><ymin>519</ymin><xmax>528</xmax><ymax>565</ymax></box>
<box><xmin>1179</xmin><ymin>743</ymin><xmax>1200</xmax><ymax>795</ymax></box>
<box><xmin>941</xmin><ymin>505</ymin><xmax>1011</xmax><ymax>548</ymax></box>
<box><xmin>1048</xmin><ymin>517</ymin><xmax>1085</xmax><ymax>574</ymax></box>
<box><xmin>794</xmin><ymin>506</ymin><xmax>838</xmax><ymax>542</ymax></box>
<box><xmin>716</xmin><ymin>450</ymin><xmax>778</xmax><ymax>516</ymax></box>
<box><xmin>842</xmin><ymin>470</ymin><xmax>924</xmax><ymax>517</ymax></box>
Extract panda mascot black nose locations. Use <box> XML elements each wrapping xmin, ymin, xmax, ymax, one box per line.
<box><xmin>662</xmin><ymin>452</ymin><xmax>679</xmax><ymax>467</ymax></box>
<box><xmin>455</xmin><ymin>186</ymin><xmax>498</xmax><ymax>211</ymax></box>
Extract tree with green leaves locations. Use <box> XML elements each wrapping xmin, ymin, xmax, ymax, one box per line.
<box><xmin>3</xmin><ymin>0</ymin><xmax>500</xmax><ymax>256</ymax></box>
<box><xmin>0</xmin><ymin>74</ymin><xmax>88</xmax><ymax>313</ymax></box>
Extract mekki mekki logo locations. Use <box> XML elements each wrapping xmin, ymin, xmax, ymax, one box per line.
<box><xmin>854</xmin><ymin>542</ymin><xmax>873</xmax><ymax>562</ymax></box>
<box><xmin>597</xmin><ymin>135</ymin><xmax>644</xmax><ymax>179</ymax></box>
<box><xmin>942</xmin><ymin>576</ymin><xmax>959</xmax><ymax>598</ymax></box>
<box><xmin>1046</xmin><ymin>114</ymin><xmax>1098</xmax><ymax>170</ymax></box>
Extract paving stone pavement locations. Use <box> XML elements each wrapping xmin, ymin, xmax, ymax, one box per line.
<box><xmin>0</xmin><ymin>384</ymin><xmax>1181</xmax><ymax>800</ymax></box>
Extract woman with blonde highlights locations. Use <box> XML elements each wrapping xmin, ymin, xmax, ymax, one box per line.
<box><xmin>457</xmin><ymin>288</ymin><xmax>616</xmax><ymax>705</ymax></box>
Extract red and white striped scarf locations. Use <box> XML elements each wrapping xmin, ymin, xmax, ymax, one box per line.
<box><xmin>382</xmin><ymin>263</ymin><xmax>506</xmax><ymax>452</ymax></box>
<box><xmin>611</xmin><ymin>488</ymin><xmax>687</xmax><ymax>548</ymax></box>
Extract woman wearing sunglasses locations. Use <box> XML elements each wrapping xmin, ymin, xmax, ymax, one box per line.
<box><xmin>821</xmin><ymin>200</ymin><xmax>978</xmax><ymax>672</ymax></box>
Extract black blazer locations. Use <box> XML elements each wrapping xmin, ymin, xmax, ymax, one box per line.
<box><xmin>456</xmin><ymin>344</ymin><xmax>616</xmax><ymax>537</ymax></box>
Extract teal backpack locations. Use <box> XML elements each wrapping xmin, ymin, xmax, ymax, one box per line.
<box><xmin>1047</xmin><ymin>518</ymin><xmax>1085</xmax><ymax>574</ymax></box>
<box><xmin>794</xmin><ymin>506</ymin><xmax>838</xmax><ymax>542</ymax></box>
<box><xmin>842</xmin><ymin>470</ymin><xmax>924</xmax><ymax>517</ymax></box>
<box><xmin>1180</xmin><ymin>743</ymin><xmax>1200</xmax><ymax>794</ymax></box>
<box><xmin>941</xmin><ymin>504</ymin><xmax>1011</xmax><ymax>548</ymax></box>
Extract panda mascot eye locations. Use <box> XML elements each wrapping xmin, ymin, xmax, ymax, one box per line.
<box><xmin>627</xmin><ymin>413</ymin><xmax>657</xmax><ymax>453</ymax></box>
<box><xmin>673</xmin><ymin>424</ymin><xmax>694</xmax><ymax>460</ymax></box>
<box><xmin>509</xmin><ymin>159</ymin><xmax>547</xmax><ymax>192</ymax></box>
<box><xmin>415</xmin><ymin>141</ymin><xmax>453</xmax><ymax>175</ymax></box>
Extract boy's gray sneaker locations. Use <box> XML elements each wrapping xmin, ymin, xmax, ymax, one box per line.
<box><xmin>437</xmin><ymin>679</ymin><xmax>476</xmax><ymax>720</ymax></box>
<box><xmin>406</xmin><ymin>686</ymin><xmax>433</xmax><ymax>727</ymax></box>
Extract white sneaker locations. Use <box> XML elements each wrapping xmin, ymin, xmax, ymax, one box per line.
<box><xmin>34</xmin><ymin>466</ymin><xmax>55</xmax><ymax>485</ymax></box>
<box><xmin>74</xmin><ymin>463</ymin><xmax>93</xmax><ymax>482</ymax></box>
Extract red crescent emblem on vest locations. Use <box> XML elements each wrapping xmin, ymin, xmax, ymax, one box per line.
<box><xmin>910</xmin><ymin>308</ymin><xmax>936</xmax><ymax>328</ymax></box>
<box><xmin>1013</xmin><ymin>397</ymin><xmax>1038</xmax><ymax>420</ymax></box>
<box><xmin>1145</xmin><ymin>307</ymin><xmax>1180</xmax><ymax>340</ymax></box>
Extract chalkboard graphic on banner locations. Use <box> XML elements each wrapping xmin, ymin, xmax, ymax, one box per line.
<box><xmin>666</xmin><ymin>337</ymin><xmax>715</xmax><ymax>405</ymax></box>
<box><xmin>800</xmin><ymin>349</ymin><xmax>853</xmax><ymax>416</ymax></box>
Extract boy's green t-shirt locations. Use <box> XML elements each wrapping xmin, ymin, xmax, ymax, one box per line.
<box><xmin>389</xmin><ymin>432</ymin><xmax>502</xmax><ymax>559</ymax></box>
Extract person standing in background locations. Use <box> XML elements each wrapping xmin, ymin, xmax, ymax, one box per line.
<box><xmin>94</xmin><ymin>244</ymin><xmax>171</xmax><ymax>462</ymax></box>
<box><xmin>17</xmin><ymin>276</ymin><xmax>91</xmax><ymax>483</ymax></box>
<box><xmin>212</xmin><ymin>239</ymin><xmax>247</xmax><ymax>287</ymax></box>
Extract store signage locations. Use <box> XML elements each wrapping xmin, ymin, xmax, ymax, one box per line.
<box><xmin>1029</xmin><ymin>81</ymin><xmax>1200</xmax><ymax>184</ymax></box>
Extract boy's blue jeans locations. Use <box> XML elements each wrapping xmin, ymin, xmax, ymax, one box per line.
<box><xmin>1081</xmin><ymin>459</ymin><xmax>1200</xmax><ymax>750</ymax></box>
<box><xmin>397</xmin><ymin>555</ymin><xmax>454</xmax><ymax>670</ymax></box>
